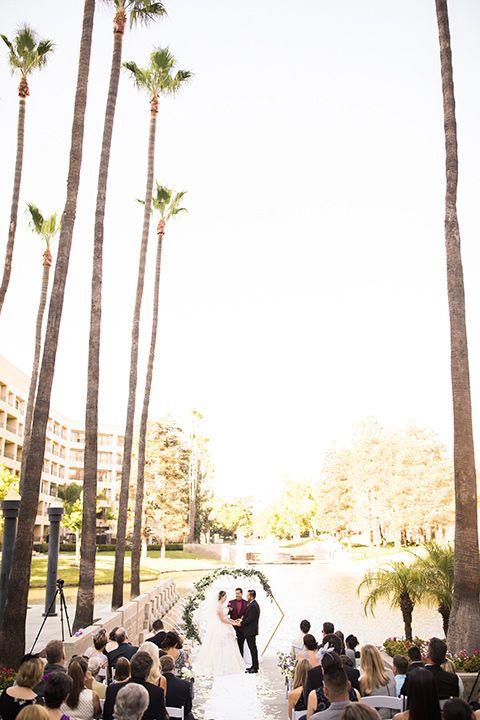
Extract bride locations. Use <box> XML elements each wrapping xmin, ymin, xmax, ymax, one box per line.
<box><xmin>194</xmin><ymin>590</ymin><xmax>246</xmax><ymax>676</ymax></box>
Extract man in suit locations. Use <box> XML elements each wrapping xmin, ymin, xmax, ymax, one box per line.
<box><xmin>149</xmin><ymin>619</ymin><xmax>167</xmax><ymax>649</ymax></box>
<box><xmin>159</xmin><ymin>654</ymin><xmax>192</xmax><ymax>719</ymax></box>
<box><xmin>406</xmin><ymin>645</ymin><xmax>424</xmax><ymax>672</ymax></box>
<box><xmin>104</xmin><ymin>651</ymin><xmax>166</xmax><ymax>720</ymax></box>
<box><xmin>113</xmin><ymin>684</ymin><xmax>149</xmax><ymax>720</ymax></box>
<box><xmin>401</xmin><ymin>637</ymin><xmax>459</xmax><ymax>700</ymax></box>
<box><xmin>311</xmin><ymin>667</ymin><xmax>381</xmax><ymax>720</ymax></box>
<box><xmin>228</xmin><ymin>588</ymin><xmax>248</xmax><ymax>656</ymax></box>
<box><xmin>107</xmin><ymin>627</ymin><xmax>138</xmax><ymax>676</ymax></box>
<box><xmin>241</xmin><ymin>589</ymin><xmax>260</xmax><ymax>673</ymax></box>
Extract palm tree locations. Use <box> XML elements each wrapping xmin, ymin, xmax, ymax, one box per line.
<box><xmin>19</xmin><ymin>205</ymin><xmax>61</xmax><ymax>496</ymax></box>
<box><xmin>111</xmin><ymin>48</ymin><xmax>192</xmax><ymax>610</ymax></box>
<box><xmin>434</xmin><ymin>0</ymin><xmax>480</xmax><ymax>654</ymax></box>
<box><xmin>410</xmin><ymin>542</ymin><xmax>454</xmax><ymax>636</ymax></box>
<box><xmin>0</xmin><ymin>0</ymin><xmax>96</xmax><ymax>668</ymax></box>
<box><xmin>357</xmin><ymin>562</ymin><xmax>421</xmax><ymax>641</ymax></box>
<box><xmin>0</xmin><ymin>25</ymin><xmax>54</xmax><ymax>316</ymax></box>
<box><xmin>130</xmin><ymin>185</ymin><xmax>187</xmax><ymax>597</ymax></box>
<box><xmin>74</xmin><ymin>0</ymin><xmax>166</xmax><ymax>635</ymax></box>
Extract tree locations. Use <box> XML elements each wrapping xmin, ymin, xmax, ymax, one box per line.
<box><xmin>58</xmin><ymin>483</ymin><xmax>83</xmax><ymax>563</ymax></box>
<box><xmin>112</xmin><ymin>47</ymin><xmax>192</xmax><ymax>609</ymax></box>
<box><xmin>187</xmin><ymin>409</ymin><xmax>203</xmax><ymax>543</ymax></box>
<box><xmin>19</xmin><ymin>205</ymin><xmax>61</xmax><ymax>496</ymax></box>
<box><xmin>434</xmin><ymin>0</ymin><xmax>480</xmax><ymax>654</ymax></box>
<box><xmin>265</xmin><ymin>478</ymin><xmax>316</xmax><ymax>540</ymax></box>
<box><xmin>0</xmin><ymin>0</ymin><xmax>96</xmax><ymax>668</ymax></box>
<box><xmin>210</xmin><ymin>497</ymin><xmax>253</xmax><ymax>540</ymax></box>
<box><xmin>357</xmin><ymin>562</ymin><xmax>421</xmax><ymax>641</ymax></box>
<box><xmin>0</xmin><ymin>25</ymin><xmax>54</xmax><ymax>315</ymax></box>
<box><xmin>76</xmin><ymin>0</ymin><xmax>166</xmax><ymax>634</ymax></box>
<box><xmin>411</xmin><ymin>542</ymin><xmax>454</xmax><ymax>636</ymax></box>
<box><xmin>131</xmin><ymin>185</ymin><xmax>187</xmax><ymax>597</ymax></box>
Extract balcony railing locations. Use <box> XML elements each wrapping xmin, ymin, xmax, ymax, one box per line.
<box><xmin>8</xmin><ymin>397</ymin><xmax>14</xmax><ymax>407</ymax></box>
<box><xmin>6</xmin><ymin>424</ymin><xmax>17</xmax><ymax>434</ymax></box>
<box><xmin>3</xmin><ymin>451</ymin><xmax>15</xmax><ymax>460</ymax></box>
<box><xmin>0</xmin><ymin>392</ymin><xmax>6</xmax><ymax>402</ymax></box>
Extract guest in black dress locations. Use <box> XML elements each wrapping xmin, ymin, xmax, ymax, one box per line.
<box><xmin>0</xmin><ymin>657</ymin><xmax>44</xmax><ymax>720</ymax></box>
<box><xmin>288</xmin><ymin>658</ymin><xmax>312</xmax><ymax>720</ymax></box>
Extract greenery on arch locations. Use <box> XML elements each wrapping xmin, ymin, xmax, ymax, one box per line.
<box><xmin>181</xmin><ymin>567</ymin><xmax>274</xmax><ymax>644</ymax></box>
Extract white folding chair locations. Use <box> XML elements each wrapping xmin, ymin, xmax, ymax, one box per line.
<box><xmin>292</xmin><ymin>711</ymin><xmax>306</xmax><ymax>720</ymax></box>
<box><xmin>361</xmin><ymin>695</ymin><xmax>404</xmax><ymax>712</ymax></box>
<box><xmin>439</xmin><ymin>698</ymin><xmax>453</xmax><ymax>709</ymax></box>
<box><xmin>166</xmin><ymin>707</ymin><xmax>184</xmax><ymax>720</ymax></box>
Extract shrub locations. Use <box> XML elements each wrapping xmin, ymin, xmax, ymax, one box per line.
<box><xmin>383</xmin><ymin>637</ymin><xmax>428</xmax><ymax>659</ymax></box>
<box><xmin>33</xmin><ymin>543</ymin><xmax>49</xmax><ymax>553</ymax></box>
<box><xmin>447</xmin><ymin>649</ymin><xmax>480</xmax><ymax>673</ymax></box>
<box><xmin>0</xmin><ymin>668</ymin><xmax>16</xmax><ymax>690</ymax></box>
<box><xmin>59</xmin><ymin>543</ymin><xmax>76</xmax><ymax>552</ymax></box>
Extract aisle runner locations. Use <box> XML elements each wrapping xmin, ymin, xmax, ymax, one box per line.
<box><xmin>202</xmin><ymin>672</ymin><xmax>266</xmax><ymax>720</ymax></box>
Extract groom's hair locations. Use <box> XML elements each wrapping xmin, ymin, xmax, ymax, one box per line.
<box><xmin>248</xmin><ymin>589</ymin><xmax>256</xmax><ymax>598</ymax></box>
<box><xmin>235</xmin><ymin>588</ymin><xmax>243</xmax><ymax>594</ymax></box>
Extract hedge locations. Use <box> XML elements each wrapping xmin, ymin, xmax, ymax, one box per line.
<box><xmin>33</xmin><ymin>542</ymin><xmax>184</xmax><ymax>553</ymax></box>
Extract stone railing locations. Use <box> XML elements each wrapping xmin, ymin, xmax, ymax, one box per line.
<box><xmin>63</xmin><ymin>577</ymin><xmax>179</xmax><ymax>662</ymax></box>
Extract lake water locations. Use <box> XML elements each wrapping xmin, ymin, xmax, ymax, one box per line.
<box><xmin>28</xmin><ymin>561</ymin><xmax>443</xmax><ymax>651</ymax></box>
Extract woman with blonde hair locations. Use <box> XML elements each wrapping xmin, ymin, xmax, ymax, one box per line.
<box><xmin>0</xmin><ymin>656</ymin><xmax>44</xmax><ymax>720</ymax></box>
<box><xmin>288</xmin><ymin>659</ymin><xmax>312</xmax><ymax>719</ymax></box>
<box><xmin>16</xmin><ymin>707</ymin><xmax>50</xmax><ymax>720</ymax></box>
<box><xmin>138</xmin><ymin>642</ymin><xmax>167</xmax><ymax>693</ymax></box>
<box><xmin>359</xmin><ymin>645</ymin><xmax>395</xmax><ymax>719</ymax></box>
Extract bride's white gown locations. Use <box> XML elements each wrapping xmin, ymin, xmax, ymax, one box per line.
<box><xmin>194</xmin><ymin>601</ymin><xmax>246</xmax><ymax>676</ymax></box>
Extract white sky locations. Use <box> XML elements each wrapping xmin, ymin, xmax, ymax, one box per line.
<box><xmin>1</xmin><ymin>0</ymin><xmax>480</xmax><ymax>504</ymax></box>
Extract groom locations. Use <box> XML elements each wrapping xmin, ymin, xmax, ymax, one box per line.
<box><xmin>241</xmin><ymin>589</ymin><xmax>260</xmax><ymax>673</ymax></box>
<box><xmin>228</xmin><ymin>587</ymin><xmax>248</xmax><ymax>656</ymax></box>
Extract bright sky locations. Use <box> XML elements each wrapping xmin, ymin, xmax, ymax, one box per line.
<box><xmin>1</xmin><ymin>1</ymin><xmax>480</xmax><ymax>504</ymax></box>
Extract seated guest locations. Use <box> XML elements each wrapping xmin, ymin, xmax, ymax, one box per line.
<box><xmin>307</xmin><ymin>652</ymin><xmax>360</xmax><ymax>719</ymax></box>
<box><xmin>107</xmin><ymin>628</ymin><xmax>138</xmax><ymax>675</ymax></box>
<box><xmin>84</xmin><ymin>629</ymin><xmax>108</xmax><ymax>661</ymax></box>
<box><xmin>340</xmin><ymin>706</ymin><xmax>381</xmax><ymax>720</ymax></box>
<box><xmin>138</xmin><ymin>642</ymin><xmax>167</xmax><ymax>693</ymax></box>
<box><xmin>16</xmin><ymin>708</ymin><xmax>49</xmax><ymax>720</ymax></box>
<box><xmin>335</xmin><ymin>631</ymin><xmax>346</xmax><ymax>656</ymax></box>
<box><xmin>443</xmin><ymin>698</ymin><xmax>480</xmax><ymax>720</ymax></box>
<box><xmin>442</xmin><ymin>658</ymin><xmax>464</xmax><ymax>698</ymax></box>
<box><xmin>113</xmin><ymin>684</ymin><xmax>149</xmax><ymax>720</ymax></box>
<box><xmin>60</xmin><ymin>656</ymin><xmax>101</xmax><ymax>720</ymax></box>
<box><xmin>298</xmin><ymin>635</ymin><xmax>321</xmax><ymax>668</ymax></box>
<box><xmin>310</xmin><ymin>667</ymin><xmax>380</xmax><ymax>720</ymax></box>
<box><xmin>288</xmin><ymin>659</ymin><xmax>312</xmax><ymax>719</ymax></box>
<box><xmin>393</xmin><ymin>667</ymin><xmax>441</xmax><ymax>720</ymax></box>
<box><xmin>103</xmin><ymin>651</ymin><xmax>166</xmax><ymax>720</ymax></box>
<box><xmin>159</xmin><ymin>655</ymin><xmax>192</xmax><ymax>720</ymax></box>
<box><xmin>87</xmin><ymin>657</ymin><xmax>106</xmax><ymax>700</ymax></box>
<box><xmin>106</xmin><ymin>628</ymin><xmax>120</xmax><ymax>654</ymax></box>
<box><xmin>323</xmin><ymin>623</ymin><xmax>335</xmax><ymax>637</ymax></box>
<box><xmin>392</xmin><ymin>655</ymin><xmax>408</xmax><ymax>697</ymax></box>
<box><xmin>44</xmin><ymin>672</ymin><xmax>74</xmax><ymax>720</ymax></box>
<box><xmin>0</xmin><ymin>656</ymin><xmax>44</xmax><ymax>720</ymax></box>
<box><xmin>114</xmin><ymin>658</ymin><xmax>131</xmax><ymax>683</ymax></box>
<box><xmin>292</xmin><ymin>620</ymin><xmax>312</xmax><ymax>658</ymax></box>
<box><xmin>161</xmin><ymin>633</ymin><xmax>188</xmax><ymax>676</ymax></box>
<box><xmin>340</xmin><ymin>656</ymin><xmax>360</xmax><ymax>692</ymax></box>
<box><xmin>148</xmin><ymin>620</ymin><xmax>167</xmax><ymax>649</ymax></box>
<box><xmin>358</xmin><ymin>645</ymin><xmax>395</xmax><ymax>719</ymax></box>
<box><xmin>345</xmin><ymin>636</ymin><xmax>360</xmax><ymax>667</ymax></box>
<box><xmin>34</xmin><ymin>641</ymin><xmax>67</xmax><ymax>697</ymax></box>
<box><xmin>405</xmin><ymin>646</ymin><xmax>423</xmax><ymax>673</ymax></box>
<box><xmin>401</xmin><ymin>637</ymin><xmax>458</xmax><ymax>701</ymax></box>
<box><xmin>306</xmin><ymin>635</ymin><xmax>341</xmax><ymax>699</ymax></box>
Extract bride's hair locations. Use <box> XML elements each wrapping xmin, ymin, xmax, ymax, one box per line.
<box><xmin>218</xmin><ymin>590</ymin><xmax>226</xmax><ymax>601</ymax></box>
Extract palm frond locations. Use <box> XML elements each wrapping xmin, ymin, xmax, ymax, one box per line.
<box><xmin>129</xmin><ymin>0</ymin><xmax>167</xmax><ymax>28</ymax></box>
<box><xmin>25</xmin><ymin>203</ymin><xmax>44</xmax><ymax>235</ymax></box>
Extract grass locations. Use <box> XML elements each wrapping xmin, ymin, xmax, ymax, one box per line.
<box><xmin>346</xmin><ymin>546</ymin><xmax>408</xmax><ymax>560</ymax></box>
<box><xmin>29</xmin><ymin>550</ymin><xmax>224</xmax><ymax>587</ymax></box>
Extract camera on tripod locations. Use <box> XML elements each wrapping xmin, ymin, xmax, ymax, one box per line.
<box><xmin>57</xmin><ymin>578</ymin><xmax>64</xmax><ymax>588</ymax></box>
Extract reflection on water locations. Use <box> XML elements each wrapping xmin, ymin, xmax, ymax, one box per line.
<box><xmin>28</xmin><ymin>562</ymin><xmax>443</xmax><ymax>651</ymax></box>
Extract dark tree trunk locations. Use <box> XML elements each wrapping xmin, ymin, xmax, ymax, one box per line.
<box><xmin>73</xmin><ymin>6</ymin><xmax>125</xmax><ymax>634</ymax></box>
<box><xmin>434</xmin><ymin>0</ymin><xmax>480</xmax><ymax>654</ymax></box>
<box><xmin>400</xmin><ymin>594</ymin><xmax>414</xmax><ymax>642</ymax></box>
<box><xmin>20</xmin><ymin>250</ymin><xmax>52</xmax><ymax>496</ymax></box>
<box><xmin>131</xmin><ymin>221</ymin><xmax>164</xmax><ymax>597</ymax></box>
<box><xmin>0</xmin><ymin>0</ymin><xmax>95</xmax><ymax>668</ymax></box>
<box><xmin>0</xmin><ymin>88</ymin><xmax>27</xmax><ymax>315</ymax></box>
<box><xmin>112</xmin><ymin>98</ymin><xmax>158</xmax><ymax>610</ymax></box>
<box><xmin>439</xmin><ymin>604</ymin><xmax>450</xmax><ymax>637</ymax></box>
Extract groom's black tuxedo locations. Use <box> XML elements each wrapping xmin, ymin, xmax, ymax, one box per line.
<box><xmin>242</xmin><ymin>599</ymin><xmax>260</xmax><ymax>671</ymax></box>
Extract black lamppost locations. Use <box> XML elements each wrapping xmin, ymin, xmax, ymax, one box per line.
<box><xmin>44</xmin><ymin>501</ymin><xmax>65</xmax><ymax>616</ymax></box>
<box><xmin>0</xmin><ymin>489</ymin><xmax>21</xmax><ymax>628</ymax></box>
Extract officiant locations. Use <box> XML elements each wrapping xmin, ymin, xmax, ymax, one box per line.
<box><xmin>228</xmin><ymin>587</ymin><xmax>248</xmax><ymax>655</ymax></box>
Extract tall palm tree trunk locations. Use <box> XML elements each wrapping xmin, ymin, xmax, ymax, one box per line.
<box><xmin>0</xmin><ymin>87</ymin><xmax>27</xmax><ymax>315</ymax></box>
<box><xmin>19</xmin><ymin>249</ymin><xmax>52</xmax><ymax>496</ymax></box>
<box><xmin>435</xmin><ymin>0</ymin><xmax>480</xmax><ymax>654</ymax></box>
<box><xmin>0</xmin><ymin>0</ymin><xmax>96</xmax><ymax>668</ymax></box>
<box><xmin>73</xmin><ymin>7</ymin><xmax>126</xmax><ymax>633</ymax></box>
<box><xmin>112</xmin><ymin>97</ymin><xmax>159</xmax><ymax>610</ymax></box>
<box><xmin>131</xmin><ymin>220</ymin><xmax>164</xmax><ymax>597</ymax></box>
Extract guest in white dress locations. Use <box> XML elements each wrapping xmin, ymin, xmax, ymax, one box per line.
<box><xmin>291</xmin><ymin>620</ymin><xmax>311</xmax><ymax>657</ymax></box>
<box><xmin>60</xmin><ymin>657</ymin><xmax>101</xmax><ymax>720</ymax></box>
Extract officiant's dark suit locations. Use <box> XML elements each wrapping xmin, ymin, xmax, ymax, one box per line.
<box><xmin>228</xmin><ymin>589</ymin><xmax>248</xmax><ymax>655</ymax></box>
<box><xmin>242</xmin><ymin>590</ymin><xmax>260</xmax><ymax>673</ymax></box>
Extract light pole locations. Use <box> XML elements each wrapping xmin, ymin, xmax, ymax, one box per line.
<box><xmin>0</xmin><ymin>489</ymin><xmax>21</xmax><ymax>628</ymax></box>
<box><xmin>44</xmin><ymin>501</ymin><xmax>65</xmax><ymax>616</ymax></box>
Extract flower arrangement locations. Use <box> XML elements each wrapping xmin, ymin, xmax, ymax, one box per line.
<box><xmin>383</xmin><ymin>637</ymin><xmax>480</xmax><ymax>673</ymax></box>
<box><xmin>180</xmin><ymin>661</ymin><xmax>196</xmax><ymax>682</ymax></box>
<box><xmin>0</xmin><ymin>668</ymin><xmax>16</xmax><ymax>690</ymax></box>
<box><xmin>446</xmin><ymin>649</ymin><xmax>480</xmax><ymax>673</ymax></box>
<box><xmin>277</xmin><ymin>651</ymin><xmax>296</xmax><ymax>686</ymax></box>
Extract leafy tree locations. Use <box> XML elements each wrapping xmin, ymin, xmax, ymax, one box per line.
<box><xmin>20</xmin><ymin>205</ymin><xmax>61</xmax><ymax>496</ymax></box>
<box><xmin>357</xmin><ymin>561</ymin><xmax>422</xmax><ymax>641</ymax></box>
<box><xmin>113</xmin><ymin>48</ymin><xmax>192</xmax><ymax>609</ymax></box>
<box><xmin>131</xmin><ymin>185</ymin><xmax>187</xmax><ymax>597</ymax></box>
<box><xmin>79</xmin><ymin>0</ymin><xmax>166</xmax><ymax>632</ymax></box>
<box><xmin>411</xmin><ymin>542</ymin><xmax>454</xmax><ymax>636</ymax></box>
<box><xmin>0</xmin><ymin>0</ymin><xmax>95</xmax><ymax>668</ymax></box>
<box><xmin>0</xmin><ymin>25</ymin><xmax>54</xmax><ymax>315</ymax></box>
<box><xmin>265</xmin><ymin>478</ymin><xmax>316</xmax><ymax>540</ymax></box>
<box><xmin>210</xmin><ymin>497</ymin><xmax>253</xmax><ymax>540</ymax></box>
<box><xmin>434</xmin><ymin>0</ymin><xmax>480</xmax><ymax>654</ymax></box>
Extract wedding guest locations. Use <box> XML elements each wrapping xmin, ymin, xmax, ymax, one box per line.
<box><xmin>306</xmin><ymin>652</ymin><xmax>360</xmax><ymax>719</ymax></box>
<box><xmin>401</xmin><ymin>638</ymin><xmax>458</xmax><ymax>700</ymax></box>
<box><xmin>87</xmin><ymin>657</ymin><xmax>106</xmax><ymax>700</ymax></box>
<box><xmin>103</xmin><ymin>651</ymin><xmax>166</xmax><ymax>720</ymax></box>
<box><xmin>392</xmin><ymin>655</ymin><xmax>408</xmax><ymax>697</ymax></box>
<box><xmin>60</xmin><ymin>656</ymin><xmax>101</xmax><ymax>720</ymax></box>
<box><xmin>138</xmin><ymin>642</ymin><xmax>167</xmax><ymax>693</ymax></box>
<box><xmin>114</xmin><ymin>659</ymin><xmax>130</xmax><ymax>683</ymax></box>
<box><xmin>288</xmin><ymin>659</ymin><xmax>312</xmax><ymax>720</ymax></box>
<box><xmin>310</xmin><ymin>667</ymin><xmax>380</xmax><ymax>720</ymax></box>
<box><xmin>335</xmin><ymin>631</ymin><xmax>346</xmax><ymax>655</ymax></box>
<box><xmin>358</xmin><ymin>645</ymin><xmax>395</xmax><ymax>719</ymax></box>
<box><xmin>292</xmin><ymin>620</ymin><xmax>312</xmax><ymax>658</ymax></box>
<box><xmin>392</xmin><ymin>667</ymin><xmax>441</xmax><ymax>720</ymax></box>
<box><xmin>107</xmin><ymin>629</ymin><xmax>138</xmax><ymax>675</ymax></box>
<box><xmin>442</xmin><ymin>658</ymin><xmax>464</xmax><ymax>698</ymax></box>
<box><xmin>443</xmin><ymin>698</ymin><xmax>480</xmax><ymax>720</ymax></box>
<box><xmin>148</xmin><ymin>620</ymin><xmax>166</xmax><ymax>650</ymax></box>
<box><xmin>43</xmin><ymin>672</ymin><xmax>74</xmax><ymax>720</ymax></box>
<box><xmin>83</xmin><ymin>629</ymin><xmax>108</xmax><ymax>662</ymax></box>
<box><xmin>0</xmin><ymin>656</ymin><xmax>44</xmax><ymax>720</ymax></box>
<box><xmin>405</xmin><ymin>646</ymin><xmax>423</xmax><ymax>673</ymax></box>
<box><xmin>345</xmin><ymin>636</ymin><xmax>359</xmax><ymax>667</ymax></box>
<box><xmin>323</xmin><ymin>623</ymin><xmax>335</xmax><ymax>636</ymax></box>
<box><xmin>340</xmin><ymin>706</ymin><xmax>381</xmax><ymax>720</ymax></box>
<box><xmin>298</xmin><ymin>635</ymin><xmax>321</xmax><ymax>668</ymax></box>
<box><xmin>161</xmin><ymin>632</ymin><xmax>188</xmax><ymax>676</ymax></box>
<box><xmin>340</xmin><ymin>656</ymin><xmax>360</xmax><ymax>692</ymax></box>
<box><xmin>159</xmin><ymin>655</ymin><xmax>192</xmax><ymax>720</ymax></box>
<box><xmin>34</xmin><ymin>641</ymin><xmax>67</xmax><ymax>697</ymax></box>
<box><xmin>113</xmin><ymin>684</ymin><xmax>149</xmax><ymax>720</ymax></box>
<box><xmin>106</xmin><ymin>628</ymin><xmax>120</xmax><ymax>653</ymax></box>
<box><xmin>305</xmin><ymin>634</ymin><xmax>341</xmax><ymax>699</ymax></box>
<box><xmin>16</xmin><ymin>707</ymin><xmax>49</xmax><ymax>720</ymax></box>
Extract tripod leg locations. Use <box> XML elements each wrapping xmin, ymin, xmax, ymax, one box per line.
<box><xmin>59</xmin><ymin>587</ymin><xmax>73</xmax><ymax>638</ymax></box>
<box><xmin>30</xmin><ymin>587</ymin><xmax>60</xmax><ymax>654</ymax></box>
